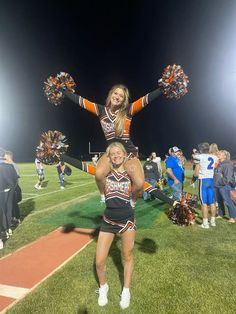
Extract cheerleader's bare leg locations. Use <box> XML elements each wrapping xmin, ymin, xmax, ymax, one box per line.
<box><xmin>124</xmin><ymin>158</ymin><xmax>144</xmax><ymax>203</ymax></box>
<box><xmin>95</xmin><ymin>154</ymin><xmax>111</xmax><ymax>196</ymax></box>
<box><xmin>120</xmin><ymin>229</ymin><xmax>136</xmax><ymax>288</ymax></box>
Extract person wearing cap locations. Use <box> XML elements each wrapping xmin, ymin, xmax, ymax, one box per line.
<box><xmin>165</xmin><ymin>146</ymin><xmax>184</xmax><ymax>201</ymax></box>
<box><xmin>193</xmin><ymin>142</ymin><xmax>218</xmax><ymax>229</ymax></box>
<box><xmin>0</xmin><ymin>148</ymin><xmax>18</xmax><ymax>249</ymax></box>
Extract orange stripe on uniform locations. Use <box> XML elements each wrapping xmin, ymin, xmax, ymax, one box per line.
<box><xmin>123</xmin><ymin>118</ymin><xmax>131</xmax><ymax>136</ymax></box>
<box><xmin>83</xmin><ymin>99</ymin><xmax>99</xmax><ymax>115</ymax></box>
<box><xmin>130</xmin><ymin>96</ymin><xmax>147</xmax><ymax>115</ymax></box>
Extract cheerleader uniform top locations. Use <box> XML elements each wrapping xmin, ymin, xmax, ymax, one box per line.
<box><xmin>63</xmin><ymin>88</ymin><xmax>161</xmax><ymax>154</ymax></box>
<box><xmin>104</xmin><ymin>169</ymin><xmax>133</xmax><ymax>223</ymax></box>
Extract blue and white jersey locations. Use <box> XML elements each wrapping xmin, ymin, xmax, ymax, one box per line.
<box><xmin>194</xmin><ymin>154</ymin><xmax>218</xmax><ymax>179</ymax></box>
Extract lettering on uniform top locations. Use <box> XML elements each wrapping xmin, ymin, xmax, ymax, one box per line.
<box><xmin>106</xmin><ymin>178</ymin><xmax>130</xmax><ymax>195</ymax></box>
<box><xmin>100</xmin><ymin>120</ymin><xmax>115</xmax><ymax>134</ymax></box>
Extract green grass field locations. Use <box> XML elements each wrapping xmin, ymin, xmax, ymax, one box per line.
<box><xmin>2</xmin><ymin>163</ymin><xmax>236</xmax><ymax>314</ymax></box>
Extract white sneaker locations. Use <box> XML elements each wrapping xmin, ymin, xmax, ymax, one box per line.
<box><xmin>120</xmin><ymin>289</ymin><xmax>131</xmax><ymax>309</ymax></box>
<box><xmin>100</xmin><ymin>195</ymin><xmax>105</xmax><ymax>204</ymax></box>
<box><xmin>210</xmin><ymin>220</ymin><xmax>216</xmax><ymax>227</ymax></box>
<box><xmin>34</xmin><ymin>184</ymin><xmax>39</xmax><ymax>190</ymax></box>
<box><xmin>201</xmin><ymin>223</ymin><xmax>210</xmax><ymax>229</ymax></box>
<box><xmin>8</xmin><ymin>229</ymin><xmax>13</xmax><ymax>236</ymax></box>
<box><xmin>98</xmin><ymin>284</ymin><xmax>109</xmax><ymax>306</ymax></box>
<box><xmin>60</xmin><ymin>186</ymin><xmax>65</xmax><ymax>190</ymax></box>
<box><xmin>0</xmin><ymin>239</ymin><xmax>3</xmax><ymax>250</ymax></box>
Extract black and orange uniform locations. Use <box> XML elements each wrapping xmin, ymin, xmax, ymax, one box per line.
<box><xmin>100</xmin><ymin>169</ymin><xmax>135</xmax><ymax>234</ymax></box>
<box><xmin>63</xmin><ymin>88</ymin><xmax>161</xmax><ymax>155</ymax></box>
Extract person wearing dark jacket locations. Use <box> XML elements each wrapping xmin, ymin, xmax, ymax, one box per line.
<box><xmin>0</xmin><ymin>148</ymin><xmax>18</xmax><ymax>249</ymax></box>
<box><xmin>142</xmin><ymin>158</ymin><xmax>160</xmax><ymax>201</ymax></box>
<box><xmin>214</xmin><ymin>150</ymin><xmax>236</xmax><ymax>223</ymax></box>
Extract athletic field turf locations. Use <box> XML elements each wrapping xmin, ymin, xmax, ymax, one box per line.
<box><xmin>1</xmin><ymin>163</ymin><xmax>236</xmax><ymax>314</ymax></box>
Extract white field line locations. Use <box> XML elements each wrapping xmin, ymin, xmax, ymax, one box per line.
<box><xmin>20</xmin><ymin>174</ymin><xmax>36</xmax><ymax>177</ymax></box>
<box><xmin>21</xmin><ymin>181</ymin><xmax>95</xmax><ymax>202</ymax></box>
<box><xmin>28</xmin><ymin>191</ymin><xmax>99</xmax><ymax>216</ymax></box>
<box><xmin>1</xmin><ymin>237</ymin><xmax>94</xmax><ymax>313</ymax></box>
<box><xmin>0</xmin><ymin>284</ymin><xmax>30</xmax><ymax>299</ymax></box>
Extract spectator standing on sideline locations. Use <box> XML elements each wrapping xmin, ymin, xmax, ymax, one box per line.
<box><xmin>4</xmin><ymin>151</ymin><xmax>21</xmax><ymax>225</ymax></box>
<box><xmin>0</xmin><ymin>148</ymin><xmax>18</xmax><ymax>249</ymax></box>
<box><xmin>4</xmin><ymin>151</ymin><xmax>20</xmax><ymax>177</ymax></box>
<box><xmin>143</xmin><ymin>158</ymin><xmax>160</xmax><ymax>201</ymax></box>
<box><xmin>92</xmin><ymin>154</ymin><xmax>99</xmax><ymax>167</ymax></box>
<box><xmin>193</xmin><ymin>142</ymin><xmax>218</xmax><ymax>229</ymax></box>
<box><xmin>165</xmin><ymin>146</ymin><xmax>184</xmax><ymax>201</ymax></box>
<box><xmin>35</xmin><ymin>158</ymin><xmax>44</xmax><ymax>189</ymax></box>
<box><xmin>57</xmin><ymin>161</ymin><xmax>65</xmax><ymax>189</ymax></box>
<box><xmin>150</xmin><ymin>152</ymin><xmax>162</xmax><ymax>176</ymax></box>
<box><xmin>214</xmin><ymin>150</ymin><xmax>236</xmax><ymax>223</ymax></box>
<box><xmin>191</xmin><ymin>148</ymin><xmax>199</xmax><ymax>172</ymax></box>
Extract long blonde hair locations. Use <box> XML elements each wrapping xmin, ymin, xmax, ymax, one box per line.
<box><xmin>106</xmin><ymin>84</ymin><xmax>130</xmax><ymax>137</ymax></box>
<box><xmin>209</xmin><ymin>143</ymin><xmax>219</xmax><ymax>155</ymax></box>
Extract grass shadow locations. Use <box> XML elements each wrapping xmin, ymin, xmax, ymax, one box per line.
<box><xmin>41</xmin><ymin>180</ymin><xmax>49</xmax><ymax>188</ymax></box>
<box><xmin>19</xmin><ymin>198</ymin><xmax>35</xmax><ymax>221</ymax></box>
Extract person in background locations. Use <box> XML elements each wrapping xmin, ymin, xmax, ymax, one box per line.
<box><xmin>191</xmin><ymin>148</ymin><xmax>199</xmax><ymax>172</ymax></box>
<box><xmin>193</xmin><ymin>142</ymin><xmax>218</xmax><ymax>229</ymax></box>
<box><xmin>4</xmin><ymin>151</ymin><xmax>20</xmax><ymax>177</ymax></box>
<box><xmin>92</xmin><ymin>154</ymin><xmax>99</xmax><ymax>167</ymax></box>
<box><xmin>214</xmin><ymin>150</ymin><xmax>236</xmax><ymax>223</ymax></box>
<box><xmin>0</xmin><ymin>148</ymin><xmax>18</xmax><ymax>249</ymax></box>
<box><xmin>35</xmin><ymin>158</ymin><xmax>44</xmax><ymax>190</ymax></box>
<box><xmin>96</xmin><ymin>142</ymin><xmax>136</xmax><ymax>309</ymax></box>
<box><xmin>4</xmin><ymin>151</ymin><xmax>21</xmax><ymax>225</ymax></box>
<box><xmin>150</xmin><ymin>152</ymin><xmax>162</xmax><ymax>176</ymax></box>
<box><xmin>142</xmin><ymin>157</ymin><xmax>160</xmax><ymax>201</ymax></box>
<box><xmin>209</xmin><ymin>143</ymin><xmax>220</xmax><ymax>157</ymax></box>
<box><xmin>178</xmin><ymin>149</ymin><xmax>187</xmax><ymax>190</ymax></box>
<box><xmin>165</xmin><ymin>146</ymin><xmax>184</xmax><ymax>201</ymax></box>
<box><xmin>57</xmin><ymin>161</ymin><xmax>66</xmax><ymax>189</ymax></box>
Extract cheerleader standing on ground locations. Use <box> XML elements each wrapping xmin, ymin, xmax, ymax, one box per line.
<box><xmin>63</xmin><ymin>84</ymin><xmax>161</xmax><ymax>206</ymax></box>
<box><xmin>96</xmin><ymin>142</ymin><xmax>136</xmax><ymax>309</ymax></box>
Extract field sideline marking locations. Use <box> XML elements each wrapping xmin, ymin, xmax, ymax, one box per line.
<box><xmin>21</xmin><ymin>182</ymin><xmax>96</xmax><ymax>202</ymax></box>
<box><xmin>0</xmin><ymin>284</ymin><xmax>29</xmax><ymax>299</ymax></box>
<box><xmin>29</xmin><ymin>191</ymin><xmax>99</xmax><ymax>216</ymax></box>
<box><xmin>20</xmin><ymin>174</ymin><xmax>36</xmax><ymax>177</ymax></box>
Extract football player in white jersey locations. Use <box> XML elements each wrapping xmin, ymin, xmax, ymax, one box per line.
<box><xmin>193</xmin><ymin>142</ymin><xmax>218</xmax><ymax>228</ymax></box>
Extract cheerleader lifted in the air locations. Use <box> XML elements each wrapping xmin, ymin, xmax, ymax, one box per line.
<box><xmin>44</xmin><ymin>65</ymin><xmax>189</xmax><ymax>207</ymax></box>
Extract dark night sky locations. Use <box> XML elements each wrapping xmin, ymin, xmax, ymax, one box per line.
<box><xmin>0</xmin><ymin>0</ymin><xmax>236</xmax><ymax>162</ymax></box>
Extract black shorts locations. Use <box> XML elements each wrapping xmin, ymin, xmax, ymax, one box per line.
<box><xmin>100</xmin><ymin>207</ymin><xmax>136</xmax><ymax>234</ymax></box>
<box><xmin>100</xmin><ymin>218</ymin><xmax>136</xmax><ymax>234</ymax></box>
